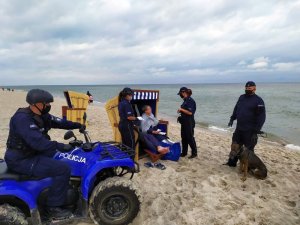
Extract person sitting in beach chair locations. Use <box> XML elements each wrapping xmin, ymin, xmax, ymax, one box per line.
<box><xmin>141</xmin><ymin>105</ymin><xmax>169</xmax><ymax>142</ymax></box>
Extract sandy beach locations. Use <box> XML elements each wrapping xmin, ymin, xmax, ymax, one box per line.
<box><xmin>0</xmin><ymin>91</ymin><xmax>299</xmax><ymax>225</ymax></box>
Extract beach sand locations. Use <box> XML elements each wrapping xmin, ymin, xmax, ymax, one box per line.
<box><xmin>0</xmin><ymin>91</ymin><xmax>299</xmax><ymax>225</ymax></box>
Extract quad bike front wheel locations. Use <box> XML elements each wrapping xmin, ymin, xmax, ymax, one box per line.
<box><xmin>0</xmin><ymin>204</ymin><xmax>28</xmax><ymax>225</ymax></box>
<box><xmin>89</xmin><ymin>177</ymin><xmax>141</xmax><ymax>225</ymax></box>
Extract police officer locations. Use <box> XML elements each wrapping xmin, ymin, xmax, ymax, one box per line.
<box><xmin>227</xmin><ymin>81</ymin><xmax>266</xmax><ymax>166</ymax></box>
<box><xmin>177</xmin><ymin>87</ymin><xmax>198</xmax><ymax>158</ymax></box>
<box><xmin>118</xmin><ymin>88</ymin><xmax>137</xmax><ymax>150</ymax></box>
<box><xmin>4</xmin><ymin>89</ymin><xmax>85</xmax><ymax>219</ymax></box>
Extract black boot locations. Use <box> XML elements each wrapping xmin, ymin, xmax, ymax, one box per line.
<box><xmin>226</xmin><ymin>157</ymin><xmax>238</xmax><ymax>167</ymax></box>
<box><xmin>46</xmin><ymin>207</ymin><xmax>72</xmax><ymax>220</ymax></box>
<box><xmin>180</xmin><ymin>153</ymin><xmax>187</xmax><ymax>157</ymax></box>
<box><xmin>188</xmin><ymin>154</ymin><xmax>197</xmax><ymax>159</ymax></box>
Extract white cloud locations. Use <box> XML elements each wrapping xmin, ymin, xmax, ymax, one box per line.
<box><xmin>273</xmin><ymin>62</ymin><xmax>300</xmax><ymax>71</ymax></box>
<box><xmin>247</xmin><ymin>57</ymin><xmax>270</xmax><ymax>70</ymax></box>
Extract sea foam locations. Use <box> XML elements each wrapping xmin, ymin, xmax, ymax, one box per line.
<box><xmin>208</xmin><ymin>126</ymin><xmax>229</xmax><ymax>132</ymax></box>
<box><xmin>285</xmin><ymin>144</ymin><xmax>300</xmax><ymax>152</ymax></box>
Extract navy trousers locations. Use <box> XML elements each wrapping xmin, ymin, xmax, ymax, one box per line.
<box><xmin>232</xmin><ymin>129</ymin><xmax>258</xmax><ymax>151</ymax></box>
<box><xmin>119</xmin><ymin>121</ymin><xmax>135</xmax><ymax>150</ymax></box>
<box><xmin>7</xmin><ymin>155</ymin><xmax>71</xmax><ymax>207</ymax></box>
<box><xmin>143</xmin><ymin>134</ymin><xmax>161</xmax><ymax>154</ymax></box>
<box><xmin>181</xmin><ymin>118</ymin><xmax>197</xmax><ymax>155</ymax></box>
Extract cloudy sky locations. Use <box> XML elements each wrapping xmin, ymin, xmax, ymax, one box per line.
<box><xmin>0</xmin><ymin>0</ymin><xmax>300</xmax><ymax>85</ymax></box>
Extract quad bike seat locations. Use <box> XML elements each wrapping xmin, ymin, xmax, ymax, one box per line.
<box><xmin>0</xmin><ymin>160</ymin><xmax>43</xmax><ymax>181</ymax></box>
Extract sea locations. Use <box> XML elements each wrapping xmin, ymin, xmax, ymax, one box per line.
<box><xmin>5</xmin><ymin>83</ymin><xmax>300</xmax><ymax>148</ymax></box>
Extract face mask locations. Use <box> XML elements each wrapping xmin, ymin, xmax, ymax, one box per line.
<box><xmin>35</xmin><ymin>104</ymin><xmax>51</xmax><ymax>115</ymax></box>
<box><xmin>42</xmin><ymin>104</ymin><xmax>51</xmax><ymax>114</ymax></box>
<box><xmin>245</xmin><ymin>90</ymin><xmax>253</xmax><ymax>95</ymax></box>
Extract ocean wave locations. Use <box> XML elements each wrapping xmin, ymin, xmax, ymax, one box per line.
<box><xmin>285</xmin><ymin>144</ymin><xmax>300</xmax><ymax>152</ymax></box>
<box><xmin>208</xmin><ymin>126</ymin><xmax>230</xmax><ymax>132</ymax></box>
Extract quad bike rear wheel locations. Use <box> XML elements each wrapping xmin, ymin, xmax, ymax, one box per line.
<box><xmin>89</xmin><ymin>177</ymin><xmax>141</xmax><ymax>225</ymax></box>
<box><xmin>0</xmin><ymin>204</ymin><xmax>28</xmax><ymax>225</ymax></box>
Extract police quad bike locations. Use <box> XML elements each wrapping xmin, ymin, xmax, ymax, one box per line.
<box><xmin>0</xmin><ymin>130</ymin><xmax>141</xmax><ymax>225</ymax></box>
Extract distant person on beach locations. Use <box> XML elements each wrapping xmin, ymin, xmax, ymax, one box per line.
<box><xmin>118</xmin><ymin>87</ymin><xmax>137</xmax><ymax>150</ymax></box>
<box><xmin>4</xmin><ymin>89</ymin><xmax>86</xmax><ymax>219</ymax></box>
<box><xmin>141</xmin><ymin>105</ymin><xmax>167</xmax><ymax>141</ymax></box>
<box><xmin>226</xmin><ymin>81</ymin><xmax>266</xmax><ymax>167</ymax></box>
<box><xmin>177</xmin><ymin>87</ymin><xmax>198</xmax><ymax>159</ymax></box>
<box><xmin>87</xmin><ymin>91</ymin><xmax>93</xmax><ymax>103</ymax></box>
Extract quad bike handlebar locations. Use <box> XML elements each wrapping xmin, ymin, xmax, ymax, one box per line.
<box><xmin>64</xmin><ymin>130</ymin><xmax>93</xmax><ymax>152</ymax></box>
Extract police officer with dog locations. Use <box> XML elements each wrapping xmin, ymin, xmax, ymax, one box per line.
<box><xmin>4</xmin><ymin>89</ymin><xmax>85</xmax><ymax>219</ymax></box>
<box><xmin>226</xmin><ymin>81</ymin><xmax>266</xmax><ymax>167</ymax></box>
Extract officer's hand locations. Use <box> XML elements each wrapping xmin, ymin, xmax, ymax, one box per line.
<box><xmin>228</xmin><ymin>119</ymin><xmax>234</xmax><ymax>127</ymax></box>
<box><xmin>79</xmin><ymin>125</ymin><xmax>86</xmax><ymax>133</ymax></box>
<box><xmin>61</xmin><ymin>144</ymin><xmax>74</xmax><ymax>152</ymax></box>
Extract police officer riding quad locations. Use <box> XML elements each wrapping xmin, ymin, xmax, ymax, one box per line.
<box><xmin>0</xmin><ymin>89</ymin><xmax>141</xmax><ymax>225</ymax></box>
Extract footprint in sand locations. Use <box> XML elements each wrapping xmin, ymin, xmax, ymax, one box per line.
<box><xmin>265</xmin><ymin>179</ymin><xmax>277</xmax><ymax>187</ymax></box>
<box><xmin>259</xmin><ymin>195</ymin><xmax>267</xmax><ymax>202</ymax></box>
<box><xmin>175</xmin><ymin>166</ymin><xmax>189</xmax><ymax>173</ymax></box>
<box><xmin>285</xmin><ymin>200</ymin><xmax>296</xmax><ymax>208</ymax></box>
<box><xmin>269</xmin><ymin>170</ymin><xmax>278</xmax><ymax>175</ymax></box>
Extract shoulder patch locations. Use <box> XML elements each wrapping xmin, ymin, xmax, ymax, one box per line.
<box><xmin>30</xmin><ymin>124</ymin><xmax>38</xmax><ymax>129</ymax></box>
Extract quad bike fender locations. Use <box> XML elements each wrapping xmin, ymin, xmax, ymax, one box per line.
<box><xmin>0</xmin><ymin>182</ymin><xmax>37</xmax><ymax>209</ymax></box>
<box><xmin>81</xmin><ymin>158</ymin><xmax>135</xmax><ymax>200</ymax></box>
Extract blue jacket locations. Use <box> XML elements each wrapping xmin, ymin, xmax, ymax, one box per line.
<box><xmin>5</xmin><ymin>107</ymin><xmax>81</xmax><ymax>161</ymax></box>
<box><xmin>230</xmin><ymin>94</ymin><xmax>266</xmax><ymax>131</ymax></box>
<box><xmin>181</xmin><ymin>97</ymin><xmax>196</xmax><ymax>119</ymax></box>
<box><xmin>118</xmin><ymin>99</ymin><xmax>134</xmax><ymax>121</ymax></box>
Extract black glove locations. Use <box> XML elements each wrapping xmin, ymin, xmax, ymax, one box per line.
<box><xmin>79</xmin><ymin>125</ymin><xmax>86</xmax><ymax>133</ymax></box>
<box><xmin>228</xmin><ymin>119</ymin><xmax>234</xmax><ymax>127</ymax></box>
<box><xmin>60</xmin><ymin>144</ymin><xmax>74</xmax><ymax>152</ymax></box>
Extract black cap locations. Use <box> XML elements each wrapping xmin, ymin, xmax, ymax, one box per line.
<box><xmin>122</xmin><ymin>87</ymin><xmax>134</xmax><ymax>96</ymax></box>
<box><xmin>26</xmin><ymin>89</ymin><xmax>54</xmax><ymax>105</ymax></box>
<box><xmin>245</xmin><ymin>81</ymin><xmax>256</xmax><ymax>87</ymax></box>
<box><xmin>177</xmin><ymin>87</ymin><xmax>188</xmax><ymax>95</ymax></box>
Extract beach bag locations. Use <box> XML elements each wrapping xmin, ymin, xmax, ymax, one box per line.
<box><xmin>161</xmin><ymin>142</ymin><xmax>181</xmax><ymax>161</ymax></box>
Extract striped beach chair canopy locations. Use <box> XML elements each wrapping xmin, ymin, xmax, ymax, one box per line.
<box><xmin>133</xmin><ymin>90</ymin><xmax>159</xmax><ymax>101</ymax></box>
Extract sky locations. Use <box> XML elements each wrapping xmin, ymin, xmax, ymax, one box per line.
<box><xmin>0</xmin><ymin>0</ymin><xmax>300</xmax><ymax>85</ymax></box>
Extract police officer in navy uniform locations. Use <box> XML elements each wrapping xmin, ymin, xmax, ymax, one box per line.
<box><xmin>227</xmin><ymin>81</ymin><xmax>266</xmax><ymax>166</ymax></box>
<box><xmin>177</xmin><ymin>87</ymin><xmax>198</xmax><ymax>159</ymax></box>
<box><xmin>118</xmin><ymin>88</ymin><xmax>138</xmax><ymax>150</ymax></box>
<box><xmin>4</xmin><ymin>89</ymin><xmax>85</xmax><ymax>219</ymax></box>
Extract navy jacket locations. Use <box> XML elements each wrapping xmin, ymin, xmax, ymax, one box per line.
<box><xmin>230</xmin><ymin>94</ymin><xmax>266</xmax><ymax>131</ymax></box>
<box><xmin>118</xmin><ymin>99</ymin><xmax>134</xmax><ymax>121</ymax></box>
<box><xmin>181</xmin><ymin>97</ymin><xmax>196</xmax><ymax>119</ymax></box>
<box><xmin>5</xmin><ymin>107</ymin><xmax>81</xmax><ymax>162</ymax></box>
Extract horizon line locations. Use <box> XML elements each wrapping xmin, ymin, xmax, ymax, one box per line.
<box><xmin>2</xmin><ymin>81</ymin><xmax>300</xmax><ymax>87</ymax></box>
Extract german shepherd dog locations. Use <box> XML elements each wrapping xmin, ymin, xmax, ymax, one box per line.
<box><xmin>230</xmin><ymin>143</ymin><xmax>268</xmax><ymax>181</ymax></box>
